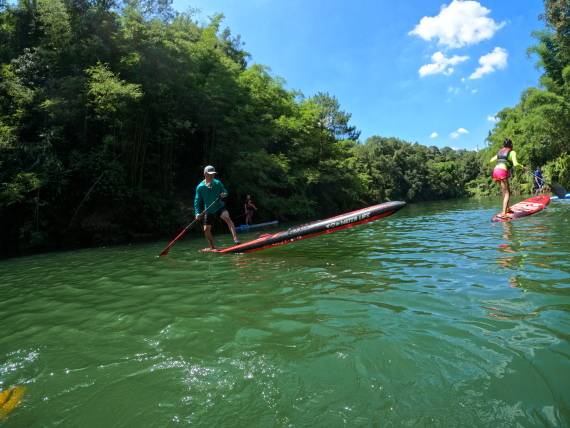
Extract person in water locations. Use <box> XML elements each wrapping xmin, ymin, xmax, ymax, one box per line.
<box><xmin>533</xmin><ymin>166</ymin><xmax>544</xmax><ymax>195</ymax></box>
<box><xmin>489</xmin><ymin>138</ymin><xmax>525</xmax><ymax>217</ymax></box>
<box><xmin>244</xmin><ymin>194</ymin><xmax>258</xmax><ymax>225</ymax></box>
<box><xmin>194</xmin><ymin>165</ymin><xmax>239</xmax><ymax>250</ymax></box>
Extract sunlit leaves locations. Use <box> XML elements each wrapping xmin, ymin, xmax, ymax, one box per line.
<box><xmin>36</xmin><ymin>0</ymin><xmax>71</xmax><ymax>50</ymax></box>
<box><xmin>0</xmin><ymin>172</ymin><xmax>41</xmax><ymax>206</ymax></box>
<box><xmin>85</xmin><ymin>62</ymin><xmax>142</xmax><ymax>119</ymax></box>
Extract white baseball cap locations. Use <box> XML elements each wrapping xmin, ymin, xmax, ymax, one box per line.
<box><xmin>204</xmin><ymin>165</ymin><xmax>217</xmax><ymax>175</ymax></box>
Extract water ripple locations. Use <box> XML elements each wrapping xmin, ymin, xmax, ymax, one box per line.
<box><xmin>0</xmin><ymin>198</ymin><xmax>569</xmax><ymax>426</ymax></box>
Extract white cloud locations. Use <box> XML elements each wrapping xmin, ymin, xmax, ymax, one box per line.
<box><xmin>450</xmin><ymin>127</ymin><xmax>469</xmax><ymax>139</ymax></box>
<box><xmin>487</xmin><ymin>115</ymin><xmax>499</xmax><ymax>123</ymax></box>
<box><xmin>470</xmin><ymin>47</ymin><xmax>508</xmax><ymax>79</ymax></box>
<box><xmin>430</xmin><ymin>132</ymin><xmax>439</xmax><ymax>139</ymax></box>
<box><xmin>419</xmin><ymin>51</ymin><xmax>469</xmax><ymax>77</ymax></box>
<box><xmin>448</xmin><ymin>86</ymin><xmax>460</xmax><ymax>94</ymax></box>
<box><xmin>471</xmin><ymin>89</ymin><xmax>478</xmax><ymax>94</ymax></box>
<box><xmin>409</xmin><ymin>0</ymin><xmax>505</xmax><ymax>49</ymax></box>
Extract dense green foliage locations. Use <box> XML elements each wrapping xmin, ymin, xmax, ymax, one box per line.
<box><xmin>0</xmin><ymin>0</ymin><xmax>567</xmax><ymax>257</ymax></box>
<box><xmin>474</xmin><ymin>0</ymin><xmax>570</xmax><ymax>196</ymax></box>
<box><xmin>354</xmin><ymin>138</ymin><xmax>480</xmax><ymax>202</ymax></box>
<box><xmin>0</xmin><ymin>0</ymin><xmax>481</xmax><ymax>256</ymax></box>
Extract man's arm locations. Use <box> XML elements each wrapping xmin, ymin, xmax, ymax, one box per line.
<box><xmin>219</xmin><ymin>181</ymin><xmax>228</xmax><ymax>199</ymax></box>
<box><xmin>194</xmin><ymin>186</ymin><xmax>202</xmax><ymax>217</ymax></box>
<box><xmin>510</xmin><ymin>151</ymin><xmax>524</xmax><ymax>169</ymax></box>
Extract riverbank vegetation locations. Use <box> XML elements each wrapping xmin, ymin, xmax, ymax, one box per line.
<box><xmin>471</xmin><ymin>0</ymin><xmax>570</xmax><ymax>196</ymax></box>
<box><xmin>0</xmin><ymin>0</ymin><xmax>567</xmax><ymax>257</ymax></box>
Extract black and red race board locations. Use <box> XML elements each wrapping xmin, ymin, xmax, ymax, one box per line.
<box><xmin>215</xmin><ymin>201</ymin><xmax>406</xmax><ymax>254</ymax></box>
<box><xmin>491</xmin><ymin>195</ymin><xmax>550</xmax><ymax>222</ymax></box>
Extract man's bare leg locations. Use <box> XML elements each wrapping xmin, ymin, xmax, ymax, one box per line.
<box><xmin>220</xmin><ymin>211</ymin><xmax>239</xmax><ymax>242</ymax></box>
<box><xmin>203</xmin><ymin>225</ymin><xmax>215</xmax><ymax>249</ymax></box>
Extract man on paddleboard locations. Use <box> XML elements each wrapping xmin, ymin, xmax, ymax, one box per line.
<box><xmin>489</xmin><ymin>138</ymin><xmax>526</xmax><ymax>218</ymax></box>
<box><xmin>194</xmin><ymin>165</ymin><xmax>240</xmax><ymax>250</ymax></box>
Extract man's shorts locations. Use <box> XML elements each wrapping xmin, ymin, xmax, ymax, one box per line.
<box><xmin>202</xmin><ymin>209</ymin><xmax>228</xmax><ymax>226</ymax></box>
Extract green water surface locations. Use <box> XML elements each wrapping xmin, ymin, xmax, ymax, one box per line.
<box><xmin>1</xmin><ymin>198</ymin><xmax>569</xmax><ymax>427</ymax></box>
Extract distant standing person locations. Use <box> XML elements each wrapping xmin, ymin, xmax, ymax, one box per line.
<box><xmin>533</xmin><ymin>166</ymin><xmax>544</xmax><ymax>195</ymax></box>
<box><xmin>244</xmin><ymin>194</ymin><xmax>258</xmax><ymax>225</ymax></box>
<box><xmin>489</xmin><ymin>138</ymin><xmax>526</xmax><ymax>218</ymax></box>
<box><xmin>194</xmin><ymin>165</ymin><xmax>240</xmax><ymax>250</ymax></box>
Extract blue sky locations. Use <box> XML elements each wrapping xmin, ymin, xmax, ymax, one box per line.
<box><xmin>172</xmin><ymin>0</ymin><xmax>545</xmax><ymax>150</ymax></box>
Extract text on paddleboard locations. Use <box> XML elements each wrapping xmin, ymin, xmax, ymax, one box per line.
<box><xmin>326</xmin><ymin>212</ymin><xmax>371</xmax><ymax>229</ymax></box>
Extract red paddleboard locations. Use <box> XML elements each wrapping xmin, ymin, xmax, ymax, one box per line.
<box><xmin>214</xmin><ymin>201</ymin><xmax>406</xmax><ymax>254</ymax></box>
<box><xmin>491</xmin><ymin>195</ymin><xmax>550</xmax><ymax>222</ymax></box>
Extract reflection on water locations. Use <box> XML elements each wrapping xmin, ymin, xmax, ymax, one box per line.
<box><xmin>497</xmin><ymin>222</ymin><xmax>523</xmax><ymax>288</ymax></box>
<box><xmin>0</xmin><ymin>198</ymin><xmax>569</xmax><ymax>427</ymax></box>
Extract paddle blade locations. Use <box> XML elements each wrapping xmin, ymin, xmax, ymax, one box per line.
<box><xmin>552</xmin><ymin>183</ymin><xmax>567</xmax><ymax>199</ymax></box>
<box><xmin>159</xmin><ymin>227</ymin><xmax>189</xmax><ymax>257</ymax></box>
<box><xmin>159</xmin><ymin>245</ymin><xmax>173</xmax><ymax>257</ymax></box>
<box><xmin>159</xmin><ymin>240</ymin><xmax>177</xmax><ymax>257</ymax></box>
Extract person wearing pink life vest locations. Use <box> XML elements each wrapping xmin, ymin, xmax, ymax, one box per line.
<box><xmin>489</xmin><ymin>138</ymin><xmax>527</xmax><ymax>218</ymax></box>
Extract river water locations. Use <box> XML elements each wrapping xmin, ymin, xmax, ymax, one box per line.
<box><xmin>1</xmin><ymin>198</ymin><xmax>569</xmax><ymax>427</ymax></box>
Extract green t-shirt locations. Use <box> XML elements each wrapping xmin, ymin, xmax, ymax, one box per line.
<box><xmin>194</xmin><ymin>179</ymin><xmax>227</xmax><ymax>215</ymax></box>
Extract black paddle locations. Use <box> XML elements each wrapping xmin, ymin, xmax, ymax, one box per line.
<box><xmin>528</xmin><ymin>171</ymin><xmax>567</xmax><ymax>199</ymax></box>
<box><xmin>158</xmin><ymin>197</ymin><xmax>220</xmax><ymax>257</ymax></box>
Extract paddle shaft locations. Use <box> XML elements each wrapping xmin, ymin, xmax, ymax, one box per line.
<box><xmin>159</xmin><ymin>197</ymin><xmax>220</xmax><ymax>257</ymax></box>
